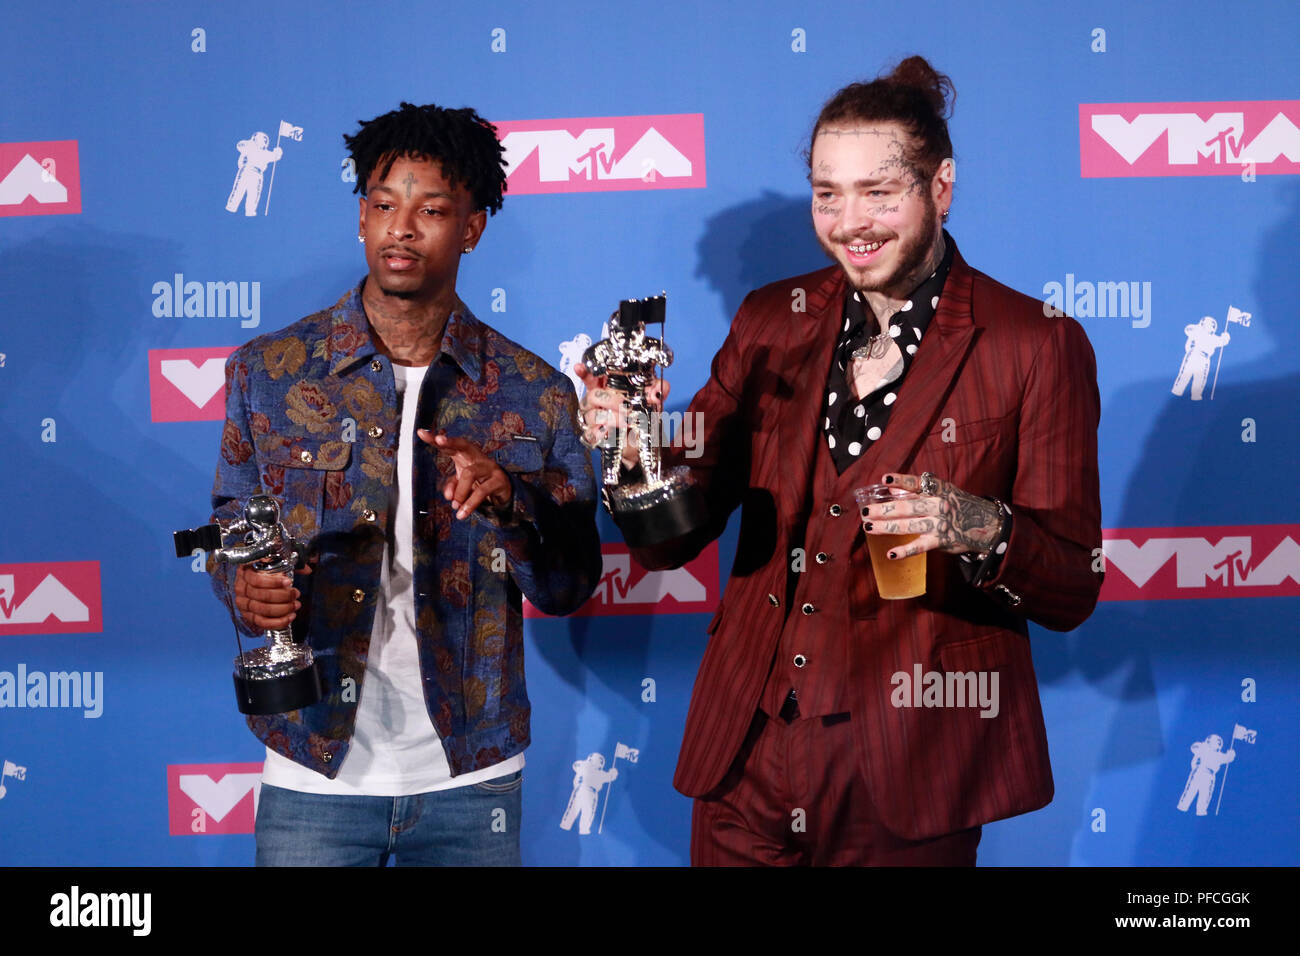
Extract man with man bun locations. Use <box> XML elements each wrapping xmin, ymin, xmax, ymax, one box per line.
<box><xmin>579</xmin><ymin>56</ymin><xmax>1102</xmax><ymax>865</ymax></box>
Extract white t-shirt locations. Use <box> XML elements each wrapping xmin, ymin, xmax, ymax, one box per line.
<box><xmin>263</xmin><ymin>361</ymin><xmax>524</xmax><ymax>794</ymax></box>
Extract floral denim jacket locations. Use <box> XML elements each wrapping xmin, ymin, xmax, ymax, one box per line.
<box><xmin>208</xmin><ymin>282</ymin><xmax>601</xmax><ymax>777</ymax></box>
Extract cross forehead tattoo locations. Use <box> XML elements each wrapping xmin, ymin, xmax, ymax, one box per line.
<box><xmin>401</xmin><ymin>171</ymin><xmax>417</xmax><ymax>198</ymax></box>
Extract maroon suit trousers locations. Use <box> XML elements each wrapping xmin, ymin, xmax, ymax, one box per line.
<box><xmin>691</xmin><ymin>704</ymin><xmax>981</xmax><ymax>866</ymax></box>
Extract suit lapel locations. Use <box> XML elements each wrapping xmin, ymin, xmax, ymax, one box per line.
<box><xmin>837</xmin><ymin>250</ymin><xmax>978</xmax><ymax>490</ymax></box>
<box><xmin>774</xmin><ymin>268</ymin><xmax>844</xmax><ymax>527</ymax></box>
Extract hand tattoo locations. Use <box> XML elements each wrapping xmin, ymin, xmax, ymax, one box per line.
<box><xmin>930</xmin><ymin>483</ymin><xmax>1001</xmax><ymax>554</ymax></box>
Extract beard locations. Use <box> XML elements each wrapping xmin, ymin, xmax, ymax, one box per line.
<box><xmin>820</xmin><ymin>190</ymin><xmax>942</xmax><ymax>299</ymax></box>
<box><xmin>378</xmin><ymin>284</ymin><xmax>419</xmax><ymax>300</ymax></box>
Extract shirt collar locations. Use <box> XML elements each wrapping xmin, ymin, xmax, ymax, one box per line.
<box><xmin>326</xmin><ymin>279</ymin><xmax>487</xmax><ymax>382</ymax></box>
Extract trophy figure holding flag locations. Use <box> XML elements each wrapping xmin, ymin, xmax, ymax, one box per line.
<box><xmin>581</xmin><ymin>294</ymin><xmax>705</xmax><ymax>547</ymax></box>
<box><xmin>174</xmin><ymin>494</ymin><xmax>325</xmax><ymax>716</ymax></box>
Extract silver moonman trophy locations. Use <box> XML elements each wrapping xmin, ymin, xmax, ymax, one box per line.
<box><xmin>174</xmin><ymin>495</ymin><xmax>325</xmax><ymax>715</ymax></box>
<box><xmin>582</xmin><ymin>294</ymin><xmax>705</xmax><ymax>547</ymax></box>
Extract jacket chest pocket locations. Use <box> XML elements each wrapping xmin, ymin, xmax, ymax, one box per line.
<box><xmin>492</xmin><ymin>436</ymin><xmax>546</xmax><ymax>477</ymax></box>
<box><xmin>912</xmin><ymin>412</ymin><xmax>1014</xmax><ymax>494</ymax></box>
<box><xmin>258</xmin><ymin>437</ymin><xmax>352</xmax><ymax>542</ymax></box>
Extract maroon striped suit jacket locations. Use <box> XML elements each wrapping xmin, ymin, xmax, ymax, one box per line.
<box><xmin>632</xmin><ymin>246</ymin><xmax>1102</xmax><ymax>841</ymax></box>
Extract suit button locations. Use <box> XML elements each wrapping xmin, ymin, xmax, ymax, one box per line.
<box><xmin>351</xmin><ymin>589</ymin><xmax>365</xmax><ymax>604</ymax></box>
<box><xmin>362</xmin><ymin>509</ymin><xmax>377</xmax><ymax>523</ymax></box>
<box><xmin>768</xmin><ymin>593</ymin><xmax>780</xmax><ymax>607</ymax></box>
<box><xmin>828</xmin><ymin>504</ymin><xmax>842</xmax><ymax>517</ymax></box>
<box><xmin>370</xmin><ymin>359</ymin><xmax>383</xmax><ymax>372</ymax></box>
<box><xmin>298</xmin><ymin>449</ymin><xmax>313</xmax><ymax>464</ymax></box>
<box><xmin>368</xmin><ymin>425</ymin><xmax>384</xmax><ymax>439</ymax></box>
<box><xmin>815</xmin><ymin>552</ymin><xmax>830</xmax><ymax>564</ymax></box>
<box><xmin>801</xmin><ymin>602</ymin><xmax>815</xmax><ymax>615</ymax></box>
<box><xmin>793</xmin><ymin>654</ymin><xmax>807</xmax><ymax>668</ymax></box>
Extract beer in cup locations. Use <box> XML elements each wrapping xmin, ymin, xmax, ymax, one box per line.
<box><xmin>854</xmin><ymin>484</ymin><xmax>926</xmax><ymax>600</ymax></box>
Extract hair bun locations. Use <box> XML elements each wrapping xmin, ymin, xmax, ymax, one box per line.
<box><xmin>887</xmin><ymin>56</ymin><xmax>954</xmax><ymax>120</ymax></box>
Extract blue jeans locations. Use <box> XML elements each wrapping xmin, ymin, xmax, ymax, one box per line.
<box><xmin>254</xmin><ymin>771</ymin><xmax>523</xmax><ymax>866</ymax></box>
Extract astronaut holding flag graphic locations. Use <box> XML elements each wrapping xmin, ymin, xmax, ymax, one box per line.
<box><xmin>1176</xmin><ymin>724</ymin><xmax>1255</xmax><ymax>816</ymax></box>
<box><xmin>224</xmin><ymin>121</ymin><xmax>301</xmax><ymax>217</ymax></box>
<box><xmin>1171</xmin><ymin>305</ymin><xmax>1249</xmax><ymax>402</ymax></box>
<box><xmin>560</xmin><ymin>743</ymin><xmax>639</xmax><ymax>835</ymax></box>
<box><xmin>225</xmin><ymin>131</ymin><xmax>282</xmax><ymax>216</ymax></box>
<box><xmin>561</xmin><ymin>753</ymin><xmax>618</xmax><ymax>835</ymax></box>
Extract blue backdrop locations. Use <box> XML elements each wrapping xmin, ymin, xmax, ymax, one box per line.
<box><xmin>1</xmin><ymin>0</ymin><xmax>1296</xmax><ymax>866</ymax></box>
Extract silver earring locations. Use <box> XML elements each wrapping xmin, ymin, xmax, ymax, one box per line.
<box><xmin>462</xmin><ymin>246</ymin><xmax>473</xmax><ymax>254</ymax></box>
<box><xmin>358</xmin><ymin>234</ymin><xmax>365</xmax><ymax>243</ymax></box>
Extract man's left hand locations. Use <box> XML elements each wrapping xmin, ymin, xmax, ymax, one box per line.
<box><xmin>418</xmin><ymin>430</ymin><xmax>513</xmax><ymax>520</ymax></box>
<box><xmin>862</xmin><ymin>472</ymin><xmax>1002</xmax><ymax>559</ymax></box>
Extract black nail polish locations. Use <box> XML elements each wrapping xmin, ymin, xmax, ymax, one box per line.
<box><xmin>861</xmin><ymin>506</ymin><xmax>870</xmax><ymax>517</ymax></box>
<box><xmin>888</xmin><ymin>551</ymin><xmax>897</xmax><ymax>560</ymax></box>
<box><xmin>865</xmin><ymin>522</ymin><xmax>873</xmax><ymax>531</ymax></box>
<box><xmin>884</xmin><ymin>475</ymin><xmax>894</xmax><ymax>484</ymax></box>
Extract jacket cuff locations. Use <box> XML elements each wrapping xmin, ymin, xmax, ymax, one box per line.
<box><xmin>959</xmin><ymin>498</ymin><xmax>1019</xmax><ymax>606</ymax></box>
<box><xmin>473</xmin><ymin>471</ymin><xmax>536</xmax><ymax>533</ymax></box>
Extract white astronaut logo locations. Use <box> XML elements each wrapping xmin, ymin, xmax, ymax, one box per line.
<box><xmin>1171</xmin><ymin>305</ymin><xmax>1250</xmax><ymax>401</ymax></box>
<box><xmin>0</xmin><ymin>758</ymin><xmax>28</xmax><ymax>800</ymax></box>
<box><xmin>225</xmin><ymin>121</ymin><xmax>302</xmax><ymax>217</ymax></box>
<box><xmin>560</xmin><ymin>742</ymin><xmax>638</xmax><ymax>835</ymax></box>
<box><xmin>1177</xmin><ymin>723</ymin><xmax>1256</xmax><ymax>816</ymax></box>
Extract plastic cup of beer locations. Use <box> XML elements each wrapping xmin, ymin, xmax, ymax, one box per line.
<box><xmin>854</xmin><ymin>484</ymin><xmax>927</xmax><ymax>599</ymax></box>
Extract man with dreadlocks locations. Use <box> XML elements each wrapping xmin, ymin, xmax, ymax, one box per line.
<box><xmin>208</xmin><ymin>102</ymin><xmax>601</xmax><ymax>866</ymax></box>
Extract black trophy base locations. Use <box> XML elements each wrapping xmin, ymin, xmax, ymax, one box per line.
<box><xmin>233</xmin><ymin>661</ymin><xmax>325</xmax><ymax>716</ymax></box>
<box><xmin>612</xmin><ymin>482</ymin><xmax>706</xmax><ymax>548</ymax></box>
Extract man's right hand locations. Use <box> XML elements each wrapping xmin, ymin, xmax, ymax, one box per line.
<box><xmin>574</xmin><ymin>363</ymin><xmax>669</xmax><ymax>468</ymax></box>
<box><xmin>234</xmin><ymin>564</ymin><xmax>305</xmax><ymax>631</ymax></box>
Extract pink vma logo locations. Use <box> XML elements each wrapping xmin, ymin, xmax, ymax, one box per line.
<box><xmin>148</xmin><ymin>347</ymin><xmax>235</xmax><ymax>422</ymax></box>
<box><xmin>0</xmin><ymin>562</ymin><xmax>102</xmax><ymax>636</ymax></box>
<box><xmin>1080</xmin><ymin>101</ymin><xmax>1300</xmax><ymax>177</ymax></box>
<box><xmin>525</xmin><ymin>542</ymin><xmax>719</xmax><ymax>617</ymax></box>
<box><xmin>1101</xmin><ymin>525</ymin><xmax>1300</xmax><ymax>600</ymax></box>
<box><xmin>167</xmin><ymin>763</ymin><xmax>263</xmax><ymax>835</ymax></box>
<box><xmin>496</xmin><ymin>114</ymin><xmax>706</xmax><ymax>194</ymax></box>
<box><xmin>0</xmin><ymin>140</ymin><xmax>82</xmax><ymax>216</ymax></box>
